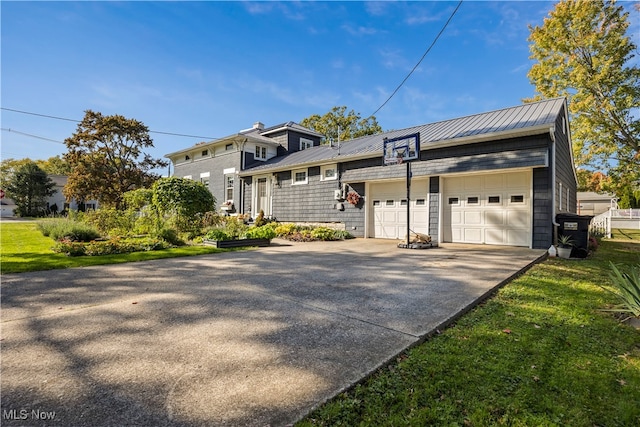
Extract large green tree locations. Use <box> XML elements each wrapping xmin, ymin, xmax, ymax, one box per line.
<box><xmin>527</xmin><ymin>0</ymin><xmax>639</xmax><ymax>194</ymax></box>
<box><xmin>300</xmin><ymin>106</ymin><xmax>383</xmax><ymax>143</ymax></box>
<box><xmin>5</xmin><ymin>161</ymin><xmax>56</xmax><ymax>217</ymax></box>
<box><xmin>63</xmin><ymin>110</ymin><xmax>167</xmax><ymax>209</ymax></box>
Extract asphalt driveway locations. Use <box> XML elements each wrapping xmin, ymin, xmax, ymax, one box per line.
<box><xmin>1</xmin><ymin>239</ymin><xmax>546</xmax><ymax>426</ymax></box>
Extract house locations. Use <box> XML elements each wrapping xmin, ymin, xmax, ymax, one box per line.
<box><xmin>165</xmin><ymin>121</ymin><xmax>323</xmax><ymax>214</ymax></box>
<box><xmin>167</xmin><ymin>98</ymin><xmax>577</xmax><ymax>250</ymax></box>
<box><xmin>0</xmin><ymin>175</ymin><xmax>98</xmax><ymax>218</ymax></box>
<box><xmin>577</xmin><ymin>191</ymin><xmax>617</xmax><ymax>216</ymax></box>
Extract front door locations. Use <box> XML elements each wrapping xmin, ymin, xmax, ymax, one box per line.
<box><xmin>256</xmin><ymin>177</ymin><xmax>269</xmax><ymax>215</ymax></box>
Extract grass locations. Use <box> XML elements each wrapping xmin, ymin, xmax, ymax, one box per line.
<box><xmin>0</xmin><ymin>221</ymin><xmax>232</xmax><ymax>274</ymax></box>
<box><xmin>298</xmin><ymin>230</ymin><xmax>640</xmax><ymax>427</ymax></box>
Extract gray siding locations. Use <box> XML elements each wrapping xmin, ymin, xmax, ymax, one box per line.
<box><xmin>533</xmin><ymin>167</ymin><xmax>553</xmax><ymax>249</ymax></box>
<box><xmin>270</xmin><ymin>167</ymin><xmax>366</xmax><ymax>237</ymax></box>
<box><xmin>553</xmin><ymin>107</ymin><xmax>577</xmax><ymax>215</ymax></box>
<box><xmin>342</xmin><ymin>135</ymin><xmax>549</xmax><ymax>183</ymax></box>
<box><xmin>172</xmin><ymin>152</ymin><xmax>242</xmax><ymax>210</ymax></box>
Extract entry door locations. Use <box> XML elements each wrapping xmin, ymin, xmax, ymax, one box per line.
<box><xmin>256</xmin><ymin>177</ymin><xmax>269</xmax><ymax>215</ymax></box>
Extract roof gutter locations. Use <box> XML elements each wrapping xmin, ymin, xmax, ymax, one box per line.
<box><xmin>549</xmin><ymin>125</ymin><xmax>560</xmax><ymax>227</ymax></box>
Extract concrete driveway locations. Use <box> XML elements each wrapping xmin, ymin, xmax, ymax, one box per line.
<box><xmin>1</xmin><ymin>239</ymin><xmax>545</xmax><ymax>426</ymax></box>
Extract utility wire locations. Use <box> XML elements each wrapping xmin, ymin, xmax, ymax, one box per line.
<box><xmin>1</xmin><ymin>107</ymin><xmax>220</xmax><ymax>140</ymax></box>
<box><xmin>369</xmin><ymin>0</ymin><xmax>463</xmax><ymax>118</ymax></box>
<box><xmin>1</xmin><ymin>127</ymin><xmax>66</xmax><ymax>145</ymax></box>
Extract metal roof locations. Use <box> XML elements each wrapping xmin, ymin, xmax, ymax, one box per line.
<box><xmin>241</xmin><ymin>98</ymin><xmax>566</xmax><ymax>175</ymax></box>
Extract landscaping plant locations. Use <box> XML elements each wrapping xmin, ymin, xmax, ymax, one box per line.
<box><xmin>603</xmin><ymin>262</ymin><xmax>640</xmax><ymax>319</ymax></box>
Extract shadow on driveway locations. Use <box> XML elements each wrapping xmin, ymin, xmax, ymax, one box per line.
<box><xmin>1</xmin><ymin>239</ymin><xmax>546</xmax><ymax>426</ymax></box>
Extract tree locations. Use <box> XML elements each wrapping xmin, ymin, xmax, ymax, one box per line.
<box><xmin>527</xmin><ymin>0</ymin><xmax>639</xmax><ymax>195</ymax></box>
<box><xmin>63</xmin><ymin>110</ymin><xmax>168</xmax><ymax>209</ymax></box>
<box><xmin>576</xmin><ymin>169</ymin><xmax>609</xmax><ymax>192</ymax></box>
<box><xmin>151</xmin><ymin>177</ymin><xmax>215</xmax><ymax>232</ymax></box>
<box><xmin>300</xmin><ymin>106</ymin><xmax>383</xmax><ymax>143</ymax></box>
<box><xmin>39</xmin><ymin>155</ymin><xmax>72</xmax><ymax>175</ymax></box>
<box><xmin>5</xmin><ymin>161</ymin><xmax>56</xmax><ymax>217</ymax></box>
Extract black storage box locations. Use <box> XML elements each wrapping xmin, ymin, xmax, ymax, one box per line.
<box><xmin>556</xmin><ymin>213</ymin><xmax>594</xmax><ymax>258</ymax></box>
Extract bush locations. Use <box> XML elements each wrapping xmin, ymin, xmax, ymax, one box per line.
<box><xmin>205</xmin><ymin>228</ymin><xmax>230</xmax><ymax>241</ymax></box>
<box><xmin>82</xmin><ymin>208</ymin><xmax>137</xmax><ymax>236</ymax></box>
<box><xmin>37</xmin><ymin>218</ymin><xmax>101</xmax><ymax>242</ymax></box>
<box><xmin>274</xmin><ymin>223</ymin><xmax>299</xmax><ymax>237</ymax></box>
<box><xmin>310</xmin><ymin>227</ymin><xmax>335</xmax><ymax>241</ymax></box>
<box><xmin>154</xmin><ymin>227</ymin><xmax>184</xmax><ymax>246</ymax></box>
<box><xmin>245</xmin><ymin>225</ymin><xmax>276</xmax><ymax>240</ymax></box>
<box><xmin>52</xmin><ymin>237</ymin><xmax>170</xmax><ymax>257</ymax></box>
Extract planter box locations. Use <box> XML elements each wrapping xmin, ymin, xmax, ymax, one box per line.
<box><xmin>203</xmin><ymin>238</ymin><xmax>270</xmax><ymax>248</ymax></box>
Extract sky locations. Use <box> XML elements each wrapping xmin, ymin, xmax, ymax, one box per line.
<box><xmin>2</xmin><ymin>0</ymin><xmax>639</xmax><ymax>176</ymax></box>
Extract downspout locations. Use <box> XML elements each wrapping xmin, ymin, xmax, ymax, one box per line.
<box><xmin>549</xmin><ymin>126</ymin><xmax>560</xmax><ymax>251</ymax></box>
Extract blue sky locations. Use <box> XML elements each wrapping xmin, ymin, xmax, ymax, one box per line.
<box><xmin>2</xmin><ymin>1</ymin><xmax>638</xmax><ymax>174</ymax></box>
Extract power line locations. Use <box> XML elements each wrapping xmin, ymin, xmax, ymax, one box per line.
<box><xmin>1</xmin><ymin>128</ymin><xmax>66</xmax><ymax>144</ymax></box>
<box><xmin>369</xmin><ymin>0</ymin><xmax>463</xmax><ymax>118</ymax></box>
<box><xmin>1</xmin><ymin>107</ymin><xmax>220</xmax><ymax>140</ymax></box>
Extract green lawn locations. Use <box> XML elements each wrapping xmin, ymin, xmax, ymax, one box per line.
<box><xmin>0</xmin><ymin>221</ymin><xmax>231</xmax><ymax>274</ymax></box>
<box><xmin>298</xmin><ymin>231</ymin><xmax>640</xmax><ymax>427</ymax></box>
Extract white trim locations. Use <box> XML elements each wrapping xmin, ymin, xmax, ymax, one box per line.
<box><xmin>320</xmin><ymin>164</ymin><xmax>338</xmax><ymax>181</ymax></box>
<box><xmin>300</xmin><ymin>138</ymin><xmax>313</xmax><ymax>151</ymax></box>
<box><xmin>183</xmin><ymin>175</ymin><xmax>192</xmax><ymax>180</ymax></box>
<box><xmin>200</xmin><ymin>172</ymin><xmax>210</xmax><ymax>178</ymax></box>
<box><xmin>292</xmin><ymin>168</ymin><xmax>308</xmax><ymax>185</ymax></box>
<box><xmin>223</xmin><ymin>167</ymin><xmax>236</xmax><ymax>175</ymax></box>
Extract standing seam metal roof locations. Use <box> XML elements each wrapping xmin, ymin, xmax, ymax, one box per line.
<box><xmin>241</xmin><ymin>98</ymin><xmax>566</xmax><ymax>175</ymax></box>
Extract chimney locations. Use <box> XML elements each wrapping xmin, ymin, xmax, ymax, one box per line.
<box><xmin>253</xmin><ymin>121</ymin><xmax>264</xmax><ymax>131</ymax></box>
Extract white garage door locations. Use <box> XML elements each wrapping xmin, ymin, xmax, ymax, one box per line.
<box><xmin>370</xmin><ymin>180</ymin><xmax>429</xmax><ymax>239</ymax></box>
<box><xmin>442</xmin><ymin>171</ymin><xmax>531</xmax><ymax>247</ymax></box>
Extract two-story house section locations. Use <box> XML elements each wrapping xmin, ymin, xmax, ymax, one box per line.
<box><xmin>165</xmin><ymin>121</ymin><xmax>322</xmax><ymax>215</ymax></box>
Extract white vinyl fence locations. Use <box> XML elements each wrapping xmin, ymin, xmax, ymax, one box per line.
<box><xmin>590</xmin><ymin>209</ymin><xmax>640</xmax><ymax>238</ymax></box>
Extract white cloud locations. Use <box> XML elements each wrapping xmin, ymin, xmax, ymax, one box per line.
<box><xmin>341</xmin><ymin>23</ymin><xmax>378</xmax><ymax>36</ymax></box>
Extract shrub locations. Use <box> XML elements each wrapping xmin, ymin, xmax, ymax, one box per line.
<box><xmin>82</xmin><ymin>208</ymin><xmax>137</xmax><ymax>236</ymax></box>
<box><xmin>221</xmin><ymin>216</ymin><xmax>248</xmax><ymax>239</ymax></box>
<box><xmin>52</xmin><ymin>239</ymin><xmax>86</xmax><ymax>256</ymax></box>
<box><xmin>603</xmin><ymin>262</ymin><xmax>640</xmax><ymax>318</ymax></box>
<box><xmin>333</xmin><ymin>230</ymin><xmax>355</xmax><ymax>240</ymax></box>
<box><xmin>311</xmin><ymin>227</ymin><xmax>335</xmax><ymax>241</ymax></box>
<box><xmin>274</xmin><ymin>223</ymin><xmax>299</xmax><ymax>237</ymax></box>
<box><xmin>154</xmin><ymin>227</ymin><xmax>184</xmax><ymax>246</ymax></box>
<box><xmin>52</xmin><ymin>237</ymin><xmax>170</xmax><ymax>257</ymax></box>
<box><xmin>205</xmin><ymin>228</ymin><xmax>230</xmax><ymax>241</ymax></box>
<box><xmin>245</xmin><ymin>225</ymin><xmax>276</xmax><ymax>240</ymax></box>
<box><xmin>37</xmin><ymin>219</ymin><xmax>101</xmax><ymax>242</ymax></box>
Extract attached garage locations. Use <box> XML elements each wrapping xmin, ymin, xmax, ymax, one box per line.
<box><xmin>442</xmin><ymin>171</ymin><xmax>532</xmax><ymax>247</ymax></box>
<box><xmin>369</xmin><ymin>179</ymin><xmax>430</xmax><ymax>239</ymax></box>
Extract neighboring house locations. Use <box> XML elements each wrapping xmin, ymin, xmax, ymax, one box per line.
<box><xmin>167</xmin><ymin>98</ymin><xmax>578</xmax><ymax>250</ymax></box>
<box><xmin>1</xmin><ymin>198</ymin><xmax>17</xmax><ymax>217</ymax></box>
<box><xmin>0</xmin><ymin>175</ymin><xmax>98</xmax><ymax>217</ymax></box>
<box><xmin>47</xmin><ymin>175</ymin><xmax>99</xmax><ymax>213</ymax></box>
<box><xmin>165</xmin><ymin>121</ymin><xmax>323</xmax><ymax>213</ymax></box>
<box><xmin>577</xmin><ymin>191</ymin><xmax>617</xmax><ymax>216</ymax></box>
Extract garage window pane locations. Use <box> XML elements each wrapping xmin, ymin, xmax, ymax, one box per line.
<box><xmin>510</xmin><ymin>195</ymin><xmax>524</xmax><ymax>203</ymax></box>
<box><xmin>386</xmin><ymin>200</ymin><xmax>394</xmax><ymax>206</ymax></box>
<box><xmin>488</xmin><ymin>196</ymin><xmax>500</xmax><ymax>204</ymax></box>
<box><xmin>416</xmin><ymin>199</ymin><xmax>425</xmax><ymax>205</ymax></box>
<box><xmin>467</xmin><ymin>196</ymin><xmax>479</xmax><ymax>204</ymax></box>
<box><xmin>400</xmin><ymin>200</ymin><xmax>408</xmax><ymax>206</ymax></box>
<box><xmin>448</xmin><ymin>197</ymin><xmax>459</xmax><ymax>205</ymax></box>
<box><xmin>373</xmin><ymin>200</ymin><xmax>381</xmax><ymax>206</ymax></box>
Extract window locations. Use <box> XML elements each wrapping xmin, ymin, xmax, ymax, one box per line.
<box><xmin>201</xmin><ymin>149</ymin><xmax>208</xmax><ymax>156</ymax></box>
<box><xmin>321</xmin><ymin>164</ymin><xmax>337</xmax><ymax>181</ymax></box>
<box><xmin>416</xmin><ymin>199</ymin><xmax>426</xmax><ymax>205</ymax></box>
<box><xmin>510</xmin><ymin>195</ymin><xmax>524</xmax><ymax>203</ymax></box>
<box><xmin>467</xmin><ymin>196</ymin><xmax>479</xmax><ymax>204</ymax></box>
<box><xmin>448</xmin><ymin>197</ymin><xmax>459</xmax><ymax>205</ymax></box>
<box><xmin>226</xmin><ymin>175</ymin><xmax>234</xmax><ymax>201</ymax></box>
<box><xmin>373</xmin><ymin>200</ymin><xmax>381</xmax><ymax>207</ymax></box>
<box><xmin>225</xmin><ymin>143</ymin><xmax>233</xmax><ymax>151</ymax></box>
<box><xmin>488</xmin><ymin>196</ymin><xmax>501</xmax><ymax>204</ymax></box>
<box><xmin>255</xmin><ymin>145</ymin><xmax>267</xmax><ymax>160</ymax></box>
<box><xmin>400</xmin><ymin>199</ymin><xmax>408</xmax><ymax>206</ymax></box>
<box><xmin>386</xmin><ymin>200</ymin><xmax>394</xmax><ymax>206</ymax></box>
<box><xmin>292</xmin><ymin>168</ymin><xmax>308</xmax><ymax>185</ymax></box>
<box><xmin>185</xmin><ymin>155</ymin><xmax>190</xmax><ymax>161</ymax></box>
<box><xmin>201</xmin><ymin>179</ymin><xmax>210</xmax><ymax>188</ymax></box>
<box><xmin>300</xmin><ymin>138</ymin><xmax>313</xmax><ymax>151</ymax></box>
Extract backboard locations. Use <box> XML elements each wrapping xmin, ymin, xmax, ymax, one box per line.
<box><xmin>383</xmin><ymin>133</ymin><xmax>420</xmax><ymax>165</ymax></box>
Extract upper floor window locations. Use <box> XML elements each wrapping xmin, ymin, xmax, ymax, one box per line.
<box><xmin>255</xmin><ymin>145</ymin><xmax>267</xmax><ymax>160</ymax></box>
<box><xmin>201</xmin><ymin>149</ymin><xmax>208</xmax><ymax>156</ymax></box>
<box><xmin>185</xmin><ymin>155</ymin><xmax>190</xmax><ymax>161</ymax></box>
<box><xmin>225</xmin><ymin>143</ymin><xmax>233</xmax><ymax>151</ymax></box>
<box><xmin>300</xmin><ymin>138</ymin><xmax>313</xmax><ymax>151</ymax></box>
